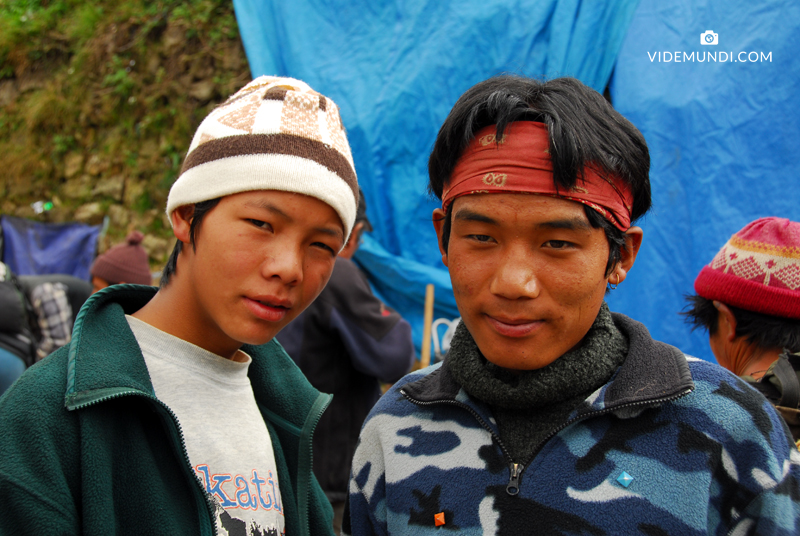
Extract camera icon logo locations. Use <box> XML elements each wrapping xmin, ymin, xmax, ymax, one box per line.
<box><xmin>701</xmin><ymin>30</ymin><xmax>718</xmax><ymax>45</ymax></box>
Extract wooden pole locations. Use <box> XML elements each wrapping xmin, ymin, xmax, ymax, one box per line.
<box><xmin>419</xmin><ymin>283</ymin><xmax>435</xmax><ymax>369</ymax></box>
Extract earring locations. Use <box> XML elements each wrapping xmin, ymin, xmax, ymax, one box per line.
<box><xmin>608</xmin><ymin>274</ymin><xmax>620</xmax><ymax>290</ymax></box>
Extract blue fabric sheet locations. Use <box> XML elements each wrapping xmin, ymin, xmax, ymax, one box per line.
<box><xmin>608</xmin><ymin>0</ymin><xmax>800</xmax><ymax>362</ymax></box>
<box><xmin>233</xmin><ymin>0</ymin><xmax>641</xmax><ymax>354</ymax></box>
<box><xmin>1</xmin><ymin>216</ymin><xmax>100</xmax><ymax>280</ymax></box>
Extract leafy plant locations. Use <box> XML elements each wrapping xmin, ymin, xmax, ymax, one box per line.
<box><xmin>0</xmin><ymin>0</ymin><xmax>249</xmax><ymax>257</ymax></box>
<box><xmin>51</xmin><ymin>133</ymin><xmax>76</xmax><ymax>159</ymax></box>
<box><xmin>102</xmin><ymin>55</ymin><xmax>136</xmax><ymax>98</ymax></box>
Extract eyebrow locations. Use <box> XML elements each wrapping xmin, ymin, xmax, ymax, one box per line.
<box><xmin>453</xmin><ymin>208</ymin><xmax>498</xmax><ymax>225</ymax></box>
<box><xmin>245</xmin><ymin>199</ymin><xmax>344</xmax><ymax>241</ymax></box>
<box><xmin>316</xmin><ymin>226</ymin><xmax>344</xmax><ymax>241</ymax></box>
<box><xmin>246</xmin><ymin>200</ymin><xmax>292</xmax><ymax>222</ymax></box>
<box><xmin>453</xmin><ymin>208</ymin><xmax>591</xmax><ymax>232</ymax></box>
<box><xmin>536</xmin><ymin>217</ymin><xmax>592</xmax><ymax>231</ymax></box>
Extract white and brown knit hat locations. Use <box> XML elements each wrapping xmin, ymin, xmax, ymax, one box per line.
<box><xmin>166</xmin><ymin>76</ymin><xmax>358</xmax><ymax>238</ymax></box>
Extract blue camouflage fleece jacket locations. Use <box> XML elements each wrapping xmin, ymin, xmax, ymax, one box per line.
<box><xmin>344</xmin><ymin>313</ymin><xmax>800</xmax><ymax>535</ymax></box>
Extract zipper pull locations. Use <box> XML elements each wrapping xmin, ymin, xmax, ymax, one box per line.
<box><xmin>506</xmin><ymin>462</ymin><xmax>523</xmax><ymax>496</ymax></box>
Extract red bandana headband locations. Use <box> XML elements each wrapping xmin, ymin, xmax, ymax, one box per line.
<box><xmin>442</xmin><ymin>122</ymin><xmax>634</xmax><ymax>231</ymax></box>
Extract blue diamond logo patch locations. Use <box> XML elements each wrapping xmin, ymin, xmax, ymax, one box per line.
<box><xmin>616</xmin><ymin>471</ymin><xmax>634</xmax><ymax>488</ymax></box>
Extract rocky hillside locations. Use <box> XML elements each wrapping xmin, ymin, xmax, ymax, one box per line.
<box><xmin>0</xmin><ymin>0</ymin><xmax>251</xmax><ymax>267</ymax></box>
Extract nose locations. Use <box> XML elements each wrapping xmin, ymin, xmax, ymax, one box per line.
<box><xmin>261</xmin><ymin>243</ymin><xmax>303</xmax><ymax>285</ymax></box>
<box><xmin>489</xmin><ymin>249</ymin><xmax>540</xmax><ymax>300</ymax></box>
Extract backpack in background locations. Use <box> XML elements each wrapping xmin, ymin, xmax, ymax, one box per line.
<box><xmin>0</xmin><ymin>262</ymin><xmax>39</xmax><ymax>367</ymax></box>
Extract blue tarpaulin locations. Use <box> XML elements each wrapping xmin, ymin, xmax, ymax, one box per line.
<box><xmin>608</xmin><ymin>0</ymin><xmax>800</xmax><ymax>362</ymax></box>
<box><xmin>1</xmin><ymin>216</ymin><xmax>101</xmax><ymax>280</ymax></box>
<box><xmin>233</xmin><ymin>0</ymin><xmax>642</xmax><ymax>354</ymax></box>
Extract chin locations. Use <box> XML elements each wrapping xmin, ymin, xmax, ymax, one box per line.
<box><xmin>232</xmin><ymin>326</ymin><xmax>282</xmax><ymax>347</ymax></box>
<box><xmin>479</xmin><ymin>337</ymin><xmax>561</xmax><ymax>371</ymax></box>
<box><xmin>486</xmin><ymin>356</ymin><xmax>555</xmax><ymax>371</ymax></box>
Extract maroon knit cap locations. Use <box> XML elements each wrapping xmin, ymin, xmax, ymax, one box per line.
<box><xmin>694</xmin><ymin>217</ymin><xmax>800</xmax><ymax>319</ymax></box>
<box><xmin>91</xmin><ymin>230</ymin><xmax>152</xmax><ymax>286</ymax></box>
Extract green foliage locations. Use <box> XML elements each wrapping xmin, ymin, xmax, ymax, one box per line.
<box><xmin>51</xmin><ymin>133</ymin><xmax>76</xmax><ymax>159</ymax></box>
<box><xmin>158</xmin><ymin>145</ymin><xmax>182</xmax><ymax>190</ymax></box>
<box><xmin>0</xmin><ymin>57</ymin><xmax>14</xmax><ymax>80</ymax></box>
<box><xmin>23</xmin><ymin>87</ymin><xmax>77</xmax><ymax>134</ymax></box>
<box><xmin>63</xmin><ymin>4</ymin><xmax>104</xmax><ymax>45</ymax></box>
<box><xmin>0</xmin><ymin>0</ymin><xmax>249</xmax><ymax>251</ymax></box>
<box><xmin>0</xmin><ymin>0</ymin><xmax>74</xmax><ymax>66</ymax></box>
<box><xmin>132</xmin><ymin>190</ymin><xmax>152</xmax><ymax>214</ymax></box>
<box><xmin>102</xmin><ymin>55</ymin><xmax>136</xmax><ymax>98</ymax></box>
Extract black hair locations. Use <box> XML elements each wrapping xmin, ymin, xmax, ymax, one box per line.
<box><xmin>682</xmin><ymin>294</ymin><xmax>800</xmax><ymax>352</ymax></box>
<box><xmin>159</xmin><ymin>198</ymin><xmax>221</xmax><ymax>288</ymax></box>
<box><xmin>428</xmin><ymin>75</ymin><xmax>651</xmax><ymax>273</ymax></box>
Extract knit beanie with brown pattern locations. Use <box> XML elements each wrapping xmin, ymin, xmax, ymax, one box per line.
<box><xmin>91</xmin><ymin>230</ymin><xmax>152</xmax><ymax>286</ymax></box>
<box><xmin>166</xmin><ymin>76</ymin><xmax>359</xmax><ymax>239</ymax></box>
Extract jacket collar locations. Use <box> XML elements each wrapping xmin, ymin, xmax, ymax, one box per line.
<box><xmin>402</xmin><ymin>312</ymin><xmax>694</xmax><ymax>412</ymax></box>
<box><xmin>64</xmin><ymin>284</ymin><xmax>325</xmax><ymax>432</ymax></box>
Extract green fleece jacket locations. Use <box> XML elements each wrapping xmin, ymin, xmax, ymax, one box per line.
<box><xmin>0</xmin><ymin>284</ymin><xmax>334</xmax><ymax>536</ymax></box>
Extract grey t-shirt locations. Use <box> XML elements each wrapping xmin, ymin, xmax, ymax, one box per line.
<box><xmin>127</xmin><ymin>315</ymin><xmax>285</xmax><ymax>535</ymax></box>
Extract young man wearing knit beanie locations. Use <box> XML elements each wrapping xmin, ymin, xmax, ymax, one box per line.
<box><xmin>90</xmin><ymin>230</ymin><xmax>153</xmax><ymax>292</ymax></box>
<box><xmin>344</xmin><ymin>76</ymin><xmax>800</xmax><ymax>536</ymax></box>
<box><xmin>0</xmin><ymin>76</ymin><xmax>356</xmax><ymax>536</ymax></box>
<box><xmin>685</xmin><ymin>217</ymin><xmax>800</xmax><ymax>444</ymax></box>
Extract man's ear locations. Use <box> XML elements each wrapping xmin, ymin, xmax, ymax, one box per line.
<box><xmin>713</xmin><ymin>301</ymin><xmax>738</xmax><ymax>342</ymax></box>
<box><xmin>171</xmin><ymin>206</ymin><xmax>194</xmax><ymax>245</ymax></box>
<box><xmin>611</xmin><ymin>226</ymin><xmax>643</xmax><ymax>285</ymax></box>
<box><xmin>432</xmin><ymin>208</ymin><xmax>449</xmax><ymax>267</ymax></box>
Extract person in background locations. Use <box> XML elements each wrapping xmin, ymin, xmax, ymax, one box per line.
<box><xmin>0</xmin><ymin>345</ymin><xmax>25</xmax><ymax>396</ymax></box>
<box><xmin>0</xmin><ymin>226</ymin><xmax>148</xmax><ymax>389</ymax></box>
<box><xmin>4</xmin><ymin>229</ymin><xmax>150</xmax><ymax>373</ymax></box>
<box><xmin>90</xmin><ymin>230</ymin><xmax>153</xmax><ymax>292</ymax></box>
<box><xmin>0</xmin><ymin>262</ymin><xmax>35</xmax><ymax>394</ymax></box>
<box><xmin>344</xmin><ymin>75</ymin><xmax>800</xmax><ymax>535</ymax></box>
<box><xmin>684</xmin><ymin>217</ymin><xmax>800</xmax><ymax>444</ymax></box>
<box><xmin>0</xmin><ymin>263</ymin><xmax>92</xmax><ymax>394</ymax></box>
<box><xmin>20</xmin><ymin>273</ymin><xmax>92</xmax><ymax>360</ymax></box>
<box><xmin>0</xmin><ymin>75</ymin><xmax>357</xmax><ymax>535</ymax></box>
<box><xmin>277</xmin><ymin>188</ymin><xmax>415</xmax><ymax>533</ymax></box>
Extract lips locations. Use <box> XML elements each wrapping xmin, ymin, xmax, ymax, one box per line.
<box><xmin>485</xmin><ymin>314</ymin><xmax>543</xmax><ymax>338</ymax></box>
<box><xmin>244</xmin><ymin>295</ymin><xmax>291</xmax><ymax>322</ymax></box>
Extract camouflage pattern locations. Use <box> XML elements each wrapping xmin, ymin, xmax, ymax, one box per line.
<box><xmin>345</xmin><ymin>314</ymin><xmax>800</xmax><ymax>535</ymax></box>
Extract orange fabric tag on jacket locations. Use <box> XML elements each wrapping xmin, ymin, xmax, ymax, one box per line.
<box><xmin>434</xmin><ymin>512</ymin><xmax>445</xmax><ymax>526</ymax></box>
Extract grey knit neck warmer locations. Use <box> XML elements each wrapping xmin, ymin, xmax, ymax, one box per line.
<box><xmin>446</xmin><ymin>302</ymin><xmax>628</xmax><ymax>409</ymax></box>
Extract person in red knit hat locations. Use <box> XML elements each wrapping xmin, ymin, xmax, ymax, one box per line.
<box><xmin>90</xmin><ymin>230</ymin><xmax>153</xmax><ymax>292</ymax></box>
<box><xmin>684</xmin><ymin>216</ymin><xmax>800</xmax><ymax>442</ymax></box>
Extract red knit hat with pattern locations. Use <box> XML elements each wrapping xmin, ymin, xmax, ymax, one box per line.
<box><xmin>694</xmin><ymin>217</ymin><xmax>800</xmax><ymax>319</ymax></box>
<box><xmin>91</xmin><ymin>230</ymin><xmax>152</xmax><ymax>286</ymax></box>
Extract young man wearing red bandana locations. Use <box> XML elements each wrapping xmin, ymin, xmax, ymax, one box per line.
<box><xmin>343</xmin><ymin>76</ymin><xmax>800</xmax><ymax>535</ymax></box>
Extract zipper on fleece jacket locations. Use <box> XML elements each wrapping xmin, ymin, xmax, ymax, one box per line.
<box><xmin>260</xmin><ymin>392</ymin><xmax>333</xmax><ymax>536</ymax></box>
<box><xmin>400</xmin><ymin>387</ymin><xmax>694</xmax><ymax>496</ymax></box>
<box><xmin>398</xmin><ymin>393</ymin><xmax>522</xmax><ymax>495</ymax></box>
<box><xmin>67</xmin><ymin>389</ymin><xmax>218</xmax><ymax>536</ymax></box>
<box><xmin>299</xmin><ymin>393</ymin><xmax>332</xmax><ymax>536</ymax></box>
